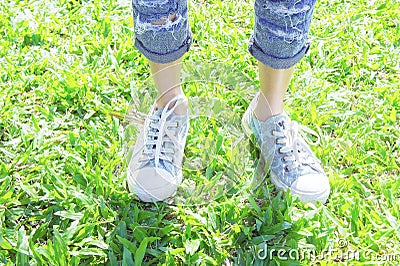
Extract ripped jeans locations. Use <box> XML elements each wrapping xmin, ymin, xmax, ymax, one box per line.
<box><xmin>132</xmin><ymin>0</ymin><xmax>316</xmax><ymax>69</ymax></box>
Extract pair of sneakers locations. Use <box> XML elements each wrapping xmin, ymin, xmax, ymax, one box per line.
<box><xmin>127</xmin><ymin>93</ymin><xmax>330</xmax><ymax>203</ymax></box>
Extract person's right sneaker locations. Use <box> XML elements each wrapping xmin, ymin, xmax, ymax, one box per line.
<box><xmin>242</xmin><ymin>93</ymin><xmax>330</xmax><ymax>203</ymax></box>
<box><xmin>127</xmin><ymin>95</ymin><xmax>189</xmax><ymax>202</ymax></box>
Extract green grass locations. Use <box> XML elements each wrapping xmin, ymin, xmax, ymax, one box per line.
<box><xmin>0</xmin><ymin>0</ymin><xmax>399</xmax><ymax>265</ymax></box>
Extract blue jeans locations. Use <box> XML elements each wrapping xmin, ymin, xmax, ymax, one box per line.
<box><xmin>132</xmin><ymin>0</ymin><xmax>316</xmax><ymax>69</ymax></box>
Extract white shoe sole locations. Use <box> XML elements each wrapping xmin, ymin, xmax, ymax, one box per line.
<box><xmin>270</xmin><ymin>171</ymin><xmax>330</xmax><ymax>203</ymax></box>
<box><xmin>127</xmin><ymin>167</ymin><xmax>181</xmax><ymax>202</ymax></box>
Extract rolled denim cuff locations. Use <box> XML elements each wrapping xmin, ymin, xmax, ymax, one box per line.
<box><xmin>135</xmin><ymin>31</ymin><xmax>192</xmax><ymax>64</ymax></box>
<box><xmin>248</xmin><ymin>35</ymin><xmax>310</xmax><ymax>69</ymax></box>
<box><xmin>249</xmin><ymin>0</ymin><xmax>316</xmax><ymax>69</ymax></box>
<box><xmin>132</xmin><ymin>0</ymin><xmax>191</xmax><ymax>64</ymax></box>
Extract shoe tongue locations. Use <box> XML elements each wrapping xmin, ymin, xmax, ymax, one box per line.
<box><xmin>153</xmin><ymin>106</ymin><xmax>175</xmax><ymax>157</ymax></box>
<box><xmin>154</xmin><ymin>108</ymin><xmax>164</xmax><ymax>118</ymax></box>
<box><xmin>269</xmin><ymin>113</ymin><xmax>290</xmax><ymax>131</ymax></box>
<box><xmin>276</xmin><ymin>119</ymin><xmax>286</xmax><ymax>130</ymax></box>
<box><xmin>147</xmin><ymin>108</ymin><xmax>163</xmax><ymax>144</ymax></box>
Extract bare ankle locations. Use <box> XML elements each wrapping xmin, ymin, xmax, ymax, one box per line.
<box><xmin>156</xmin><ymin>91</ymin><xmax>188</xmax><ymax>115</ymax></box>
<box><xmin>253</xmin><ymin>93</ymin><xmax>283</xmax><ymax>122</ymax></box>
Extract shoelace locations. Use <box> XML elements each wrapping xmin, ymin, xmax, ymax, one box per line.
<box><xmin>139</xmin><ymin>95</ymin><xmax>187</xmax><ymax>167</ymax></box>
<box><xmin>273</xmin><ymin>120</ymin><xmax>321</xmax><ymax>172</ymax></box>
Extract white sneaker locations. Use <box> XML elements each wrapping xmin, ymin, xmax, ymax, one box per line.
<box><xmin>127</xmin><ymin>95</ymin><xmax>189</xmax><ymax>202</ymax></box>
<box><xmin>242</xmin><ymin>93</ymin><xmax>330</xmax><ymax>203</ymax></box>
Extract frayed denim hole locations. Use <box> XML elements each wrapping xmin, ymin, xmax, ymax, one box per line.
<box><xmin>255</xmin><ymin>1</ymin><xmax>312</xmax><ymax>43</ymax></box>
<box><xmin>134</xmin><ymin>2</ymin><xmax>187</xmax><ymax>35</ymax></box>
<box><xmin>257</xmin><ymin>18</ymin><xmax>304</xmax><ymax>44</ymax></box>
<box><xmin>257</xmin><ymin>1</ymin><xmax>311</xmax><ymax>18</ymax></box>
<box><xmin>133</xmin><ymin>0</ymin><xmax>180</xmax><ymax>17</ymax></box>
<box><xmin>135</xmin><ymin>15</ymin><xmax>188</xmax><ymax>40</ymax></box>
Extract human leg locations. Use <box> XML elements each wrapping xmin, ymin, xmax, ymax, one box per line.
<box><xmin>132</xmin><ymin>0</ymin><xmax>191</xmax><ymax>110</ymax></box>
<box><xmin>149</xmin><ymin>59</ymin><xmax>188</xmax><ymax>115</ymax></box>
<box><xmin>250</xmin><ymin>0</ymin><xmax>316</xmax><ymax>121</ymax></box>
<box><xmin>128</xmin><ymin>0</ymin><xmax>191</xmax><ymax>202</ymax></box>
<box><xmin>244</xmin><ymin>0</ymin><xmax>330</xmax><ymax>203</ymax></box>
<box><xmin>254</xmin><ymin>63</ymin><xmax>294</xmax><ymax>121</ymax></box>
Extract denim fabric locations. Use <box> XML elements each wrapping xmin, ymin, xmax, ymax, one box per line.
<box><xmin>249</xmin><ymin>0</ymin><xmax>317</xmax><ymax>69</ymax></box>
<box><xmin>132</xmin><ymin>0</ymin><xmax>192</xmax><ymax>63</ymax></box>
<box><xmin>132</xmin><ymin>0</ymin><xmax>316</xmax><ymax>67</ymax></box>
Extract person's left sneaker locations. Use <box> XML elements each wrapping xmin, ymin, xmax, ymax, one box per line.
<box><xmin>127</xmin><ymin>95</ymin><xmax>189</xmax><ymax>202</ymax></box>
<box><xmin>242</xmin><ymin>93</ymin><xmax>330</xmax><ymax>203</ymax></box>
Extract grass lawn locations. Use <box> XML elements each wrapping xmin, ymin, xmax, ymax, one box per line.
<box><xmin>0</xmin><ymin>0</ymin><xmax>399</xmax><ymax>265</ymax></box>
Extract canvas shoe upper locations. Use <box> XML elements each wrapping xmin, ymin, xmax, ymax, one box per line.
<box><xmin>127</xmin><ymin>95</ymin><xmax>189</xmax><ymax>202</ymax></box>
<box><xmin>242</xmin><ymin>93</ymin><xmax>330</xmax><ymax>203</ymax></box>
